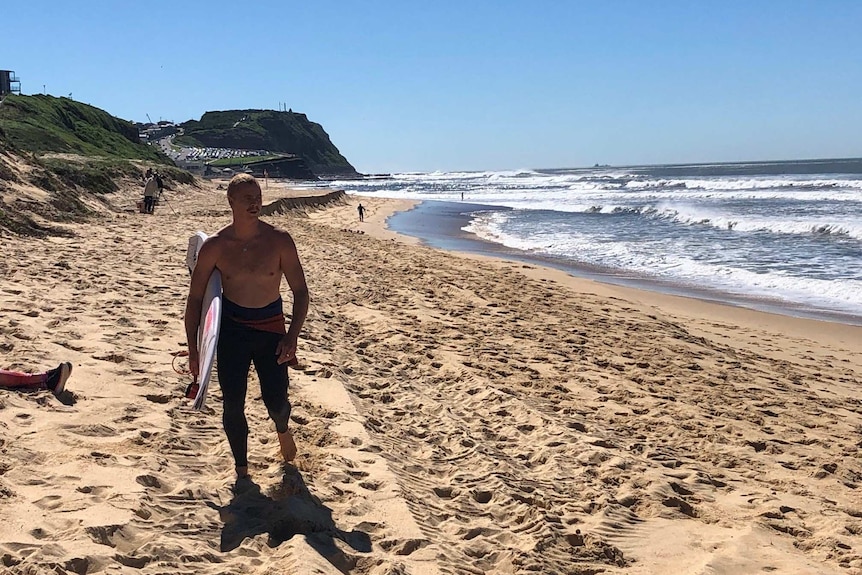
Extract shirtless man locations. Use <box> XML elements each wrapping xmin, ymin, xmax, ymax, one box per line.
<box><xmin>184</xmin><ymin>174</ymin><xmax>309</xmax><ymax>478</ymax></box>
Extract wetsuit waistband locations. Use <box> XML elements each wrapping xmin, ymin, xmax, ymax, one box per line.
<box><xmin>222</xmin><ymin>296</ymin><xmax>286</xmax><ymax>335</ymax></box>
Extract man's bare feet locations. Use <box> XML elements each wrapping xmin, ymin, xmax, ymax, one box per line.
<box><xmin>236</xmin><ymin>465</ymin><xmax>249</xmax><ymax>478</ymax></box>
<box><xmin>278</xmin><ymin>429</ymin><xmax>297</xmax><ymax>462</ymax></box>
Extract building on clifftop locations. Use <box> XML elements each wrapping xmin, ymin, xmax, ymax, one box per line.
<box><xmin>0</xmin><ymin>70</ymin><xmax>21</xmax><ymax>99</ymax></box>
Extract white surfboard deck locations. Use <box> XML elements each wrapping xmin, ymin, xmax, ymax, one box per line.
<box><xmin>186</xmin><ymin>232</ymin><xmax>222</xmax><ymax>411</ymax></box>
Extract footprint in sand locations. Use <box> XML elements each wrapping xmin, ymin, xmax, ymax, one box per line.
<box><xmin>64</xmin><ymin>424</ymin><xmax>117</xmax><ymax>437</ymax></box>
<box><xmin>33</xmin><ymin>495</ymin><xmax>63</xmax><ymax>510</ymax></box>
<box><xmin>359</xmin><ymin>480</ymin><xmax>383</xmax><ymax>491</ymax></box>
<box><xmin>135</xmin><ymin>474</ymin><xmax>166</xmax><ymax>490</ymax></box>
<box><xmin>92</xmin><ymin>353</ymin><xmax>126</xmax><ymax>363</ymax></box>
<box><xmin>76</xmin><ymin>485</ymin><xmax>111</xmax><ymax>497</ymax></box>
<box><xmin>433</xmin><ymin>486</ymin><xmax>458</xmax><ymax>499</ymax></box>
<box><xmin>85</xmin><ymin>524</ymin><xmax>126</xmax><ymax>547</ymax></box>
<box><xmin>378</xmin><ymin>538</ymin><xmax>428</xmax><ymax>556</ymax></box>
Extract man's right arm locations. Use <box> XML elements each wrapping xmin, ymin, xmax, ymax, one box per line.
<box><xmin>183</xmin><ymin>240</ymin><xmax>219</xmax><ymax>377</ymax></box>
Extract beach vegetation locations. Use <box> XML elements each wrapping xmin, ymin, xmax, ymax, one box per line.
<box><xmin>0</xmin><ymin>155</ymin><xmax>17</xmax><ymax>183</ymax></box>
<box><xmin>0</xmin><ymin>205</ymin><xmax>46</xmax><ymax>236</ymax></box>
<box><xmin>35</xmin><ymin>156</ymin><xmax>139</xmax><ymax>195</ymax></box>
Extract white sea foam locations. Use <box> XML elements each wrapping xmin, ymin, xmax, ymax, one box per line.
<box><xmin>334</xmin><ymin>165</ymin><xmax>862</xmax><ymax>319</ymax></box>
<box><xmin>463</xmin><ymin>212</ymin><xmax>862</xmax><ymax>316</ymax></box>
<box><xmin>330</xmin><ymin>171</ymin><xmax>862</xmax><ymax>205</ymax></box>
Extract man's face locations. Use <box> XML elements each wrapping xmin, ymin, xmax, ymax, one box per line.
<box><xmin>229</xmin><ymin>183</ymin><xmax>262</xmax><ymax>217</ymax></box>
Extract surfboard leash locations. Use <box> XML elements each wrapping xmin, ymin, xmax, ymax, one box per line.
<box><xmin>171</xmin><ymin>350</ymin><xmax>192</xmax><ymax>376</ymax></box>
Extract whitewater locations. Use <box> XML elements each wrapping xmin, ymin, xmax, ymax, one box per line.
<box><xmin>322</xmin><ymin>159</ymin><xmax>862</xmax><ymax>324</ymax></box>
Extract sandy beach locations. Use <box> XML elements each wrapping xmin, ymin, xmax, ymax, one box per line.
<box><xmin>1</xmin><ymin>177</ymin><xmax>861</xmax><ymax>574</ymax></box>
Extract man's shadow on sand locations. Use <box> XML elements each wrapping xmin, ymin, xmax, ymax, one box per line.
<box><xmin>207</xmin><ymin>465</ymin><xmax>371</xmax><ymax>571</ymax></box>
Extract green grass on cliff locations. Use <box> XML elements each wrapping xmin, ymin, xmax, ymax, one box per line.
<box><xmin>0</xmin><ymin>94</ymin><xmax>168</xmax><ymax>163</ymax></box>
<box><xmin>207</xmin><ymin>154</ymin><xmax>283</xmax><ymax>167</ymax></box>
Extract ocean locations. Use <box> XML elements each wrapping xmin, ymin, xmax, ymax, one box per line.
<box><xmin>323</xmin><ymin>159</ymin><xmax>862</xmax><ymax>325</ymax></box>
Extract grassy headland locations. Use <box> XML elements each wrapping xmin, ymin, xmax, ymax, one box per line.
<box><xmin>176</xmin><ymin>109</ymin><xmax>357</xmax><ymax>176</ymax></box>
<box><xmin>0</xmin><ymin>94</ymin><xmax>166</xmax><ymax>161</ymax></box>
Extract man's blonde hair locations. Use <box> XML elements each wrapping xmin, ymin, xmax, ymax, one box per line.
<box><xmin>226</xmin><ymin>173</ymin><xmax>260</xmax><ymax>197</ymax></box>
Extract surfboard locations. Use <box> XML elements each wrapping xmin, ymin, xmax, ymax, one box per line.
<box><xmin>185</xmin><ymin>232</ymin><xmax>222</xmax><ymax>411</ymax></box>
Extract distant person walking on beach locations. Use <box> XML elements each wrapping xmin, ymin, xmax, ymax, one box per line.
<box><xmin>143</xmin><ymin>174</ymin><xmax>159</xmax><ymax>214</ymax></box>
<box><xmin>185</xmin><ymin>174</ymin><xmax>309</xmax><ymax>478</ymax></box>
<box><xmin>0</xmin><ymin>362</ymin><xmax>72</xmax><ymax>395</ymax></box>
<box><xmin>357</xmin><ymin>203</ymin><xmax>366</xmax><ymax>222</ymax></box>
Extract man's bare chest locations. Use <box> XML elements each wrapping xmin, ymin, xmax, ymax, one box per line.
<box><xmin>219</xmin><ymin>248</ymin><xmax>280</xmax><ymax>280</ymax></box>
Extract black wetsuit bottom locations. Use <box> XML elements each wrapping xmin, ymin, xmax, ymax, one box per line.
<box><xmin>217</xmin><ymin>316</ymin><xmax>290</xmax><ymax>468</ymax></box>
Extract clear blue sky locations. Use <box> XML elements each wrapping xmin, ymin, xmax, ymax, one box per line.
<box><xmin>3</xmin><ymin>1</ymin><xmax>861</xmax><ymax>173</ymax></box>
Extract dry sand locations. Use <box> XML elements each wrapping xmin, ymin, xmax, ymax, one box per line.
<box><xmin>1</xmin><ymin>178</ymin><xmax>860</xmax><ymax>575</ymax></box>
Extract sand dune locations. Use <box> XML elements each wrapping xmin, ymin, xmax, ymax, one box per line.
<box><xmin>1</xmin><ymin>178</ymin><xmax>860</xmax><ymax>574</ymax></box>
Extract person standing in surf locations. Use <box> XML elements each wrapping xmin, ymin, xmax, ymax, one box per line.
<box><xmin>184</xmin><ymin>173</ymin><xmax>309</xmax><ymax>478</ymax></box>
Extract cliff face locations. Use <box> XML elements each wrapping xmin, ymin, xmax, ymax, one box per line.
<box><xmin>176</xmin><ymin>110</ymin><xmax>357</xmax><ymax>177</ymax></box>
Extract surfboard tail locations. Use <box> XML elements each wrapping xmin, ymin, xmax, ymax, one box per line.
<box><xmin>193</xmin><ymin>380</ymin><xmax>209</xmax><ymax>411</ymax></box>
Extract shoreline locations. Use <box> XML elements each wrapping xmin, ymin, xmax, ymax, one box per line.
<box><xmin>345</xmin><ymin>194</ymin><xmax>861</xmax><ymax>355</ymax></box>
<box><xmin>383</xmin><ymin>198</ymin><xmax>862</xmax><ymax>328</ymax></box>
